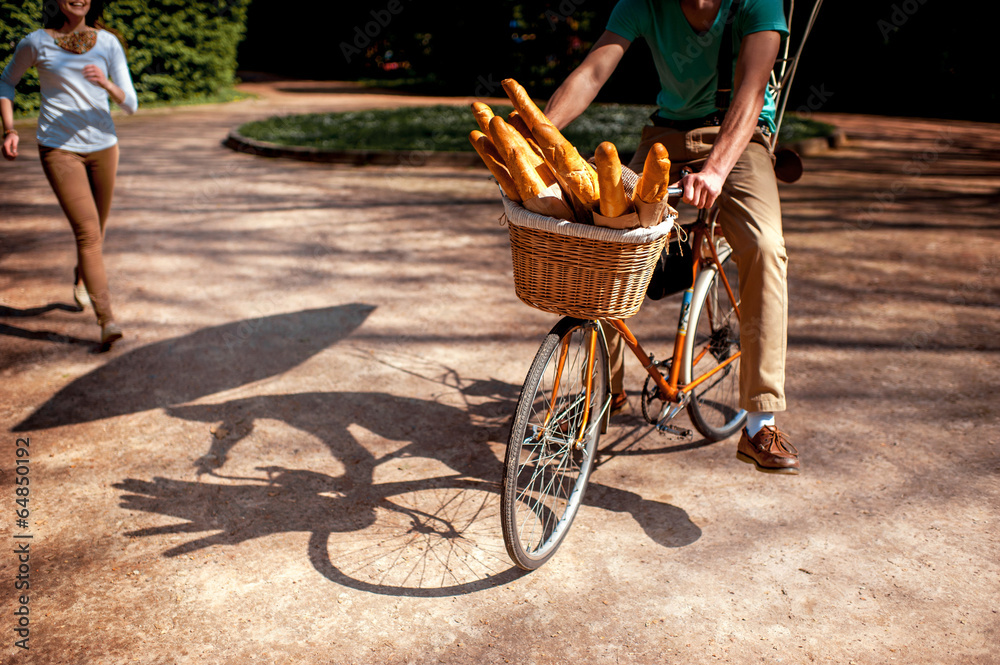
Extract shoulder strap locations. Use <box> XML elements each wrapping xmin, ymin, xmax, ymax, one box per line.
<box><xmin>715</xmin><ymin>0</ymin><xmax>743</xmax><ymax>111</ymax></box>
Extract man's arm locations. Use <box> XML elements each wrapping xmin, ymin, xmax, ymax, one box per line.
<box><xmin>544</xmin><ymin>31</ymin><xmax>631</xmax><ymax>130</ymax></box>
<box><xmin>681</xmin><ymin>29</ymin><xmax>782</xmax><ymax>209</ymax></box>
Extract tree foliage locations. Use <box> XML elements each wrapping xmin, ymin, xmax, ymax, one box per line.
<box><xmin>0</xmin><ymin>0</ymin><xmax>250</xmax><ymax>115</ymax></box>
<box><xmin>238</xmin><ymin>1</ymin><xmax>636</xmax><ymax>99</ymax></box>
<box><xmin>237</xmin><ymin>1</ymin><xmax>995</xmax><ymax>122</ymax></box>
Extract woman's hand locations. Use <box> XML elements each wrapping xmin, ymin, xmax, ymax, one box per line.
<box><xmin>82</xmin><ymin>64</ymin><xmax>126</xmax><ymax>106</ymax></box>
<box><xmin>2</xmin><ymin>132</ymin><xmax>18</xmax><ymax>160</ymax></box>
<box><xmin>82</xmin><ymin>64</ymin><xmax>110</xmax><ymax>91</ymax></box>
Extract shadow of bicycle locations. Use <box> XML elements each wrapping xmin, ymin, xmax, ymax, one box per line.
<box><xmin>114</xmin><ymin>385</ymin><xmax>701</xmax><ymax>597</ymax></box>
<box><xmin>26</xmin><ymin>305</ymin><xmax>705</xmax><ymax>596</ymax></box>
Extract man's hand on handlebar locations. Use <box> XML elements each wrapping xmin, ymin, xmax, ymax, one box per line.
<box><xmin>677</xmin><ymin>169</ymin><xmax>724</xmax><ymax>210</ymax></box>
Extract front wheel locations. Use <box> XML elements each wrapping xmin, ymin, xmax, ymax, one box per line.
<box><xmin>501</xmin><ymin>317</ymin><xmax>608</xmax><ymax>570</ymax></box>
<box><xmin>684</xmin><ymin>255</ymin><xmax>746</xmax><ymax>441</ymax></box>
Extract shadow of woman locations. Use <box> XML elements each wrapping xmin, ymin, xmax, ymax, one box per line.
<box><xmin>13</xmin><ymin>304</ymin><xmax>375</xmax><ymax>432</ymax></box>
<box><xmin>0</xmin><ymin>303</ymin><xmax>84</xmax><ymax>318</ymax></box>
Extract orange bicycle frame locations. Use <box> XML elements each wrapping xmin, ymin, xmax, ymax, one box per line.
<box><xmin>608</xmin><ymin>210</ymin><xmax>741</xmax><ymax>406</ymax></box>
<box><xmin>537</xmin><ymin>210</ymin><xmax>739</xmax><ymax>440</ymax></box>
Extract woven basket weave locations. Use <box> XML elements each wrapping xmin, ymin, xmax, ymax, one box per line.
<box><xmin>502</xmin><ymin>194</ymin><xmax>676</xmax><ymax>320</ymax></box>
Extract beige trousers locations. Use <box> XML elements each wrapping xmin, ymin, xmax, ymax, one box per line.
<box><xmin>606</xmin><ymin>124</ymin><xmax>787</xmax><ymax>412</ymax></box>
<box><xmin>38</xmin><ymin>143</ymin><xmax>119</xmax><ymax>326</ymax></box>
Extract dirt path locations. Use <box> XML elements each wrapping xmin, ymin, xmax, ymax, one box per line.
<box><xmin>1</xmin><ymin>83</ymin><xmax>998</xmax><ymax>664</ymax></box>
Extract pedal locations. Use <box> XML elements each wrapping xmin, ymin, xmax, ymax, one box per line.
<box><xmin>655</xmin><ymin>422</ymin><xmax>692</xmax><ymax>438</ymax></box>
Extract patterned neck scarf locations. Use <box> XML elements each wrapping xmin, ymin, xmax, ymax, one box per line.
<box><xmin>54</xmin><ymin>30</ymin><xmax>97</xmax><ymax>54</ymax></box>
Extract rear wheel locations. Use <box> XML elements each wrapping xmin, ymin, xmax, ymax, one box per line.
<box><xmin>685</xmin><ymin>255</ymin><xmax>746</xmax><ymax>441</ymax></box>
<box><xmin>501</xmin><ymin>317</ymin><xmax>608</xmax><ymax>570</ymax></box>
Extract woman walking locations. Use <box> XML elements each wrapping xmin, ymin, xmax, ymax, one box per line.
<box><xmin>1</xmin><ymin>0</ymin><xmax>137</xmax><ymax>347</ymax></box>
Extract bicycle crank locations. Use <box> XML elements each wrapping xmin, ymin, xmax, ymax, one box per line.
<box><xmin>640</xmin><ymin>358</ymin><xmax>672</xmax><ymax>425</ymax></box>
<box><xmin>654</xmin><ymin>398</ymin><xmax>693</xmax><ymax>439</ymax></box>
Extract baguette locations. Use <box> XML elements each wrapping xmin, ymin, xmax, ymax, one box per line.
<box><xmin>488</xmin><ymin>115</ymin><xmax>559</xmax><ymax>201</ymax></box>
<box><xmin>501</xmin><ymin>78</ymin><xmax>601</xmax><ymax>208</ymax></box>
<box><xmin>471</xmin><ymin>102</ymin><xmax>494</xmax><ymax>135</ymax></box>
<box><xmin>594</xmin><ymin>142</ymin><xmax>631</xmax><ymax>217</ymax></box>
<box><xmin>500</xmin><ymin>79</ymin><xmax>549</xmax><ymax>133</ymax></box>
<box><xmin>469</xmin><ymin>130</ymin><xmax>521</xmax><ymax>202</ymax></box>
<box><xmin>507</xmin><ymin>111</ymin><xmax>543</xmax><ymax>158</ymax></box>
<box><xmin>532</xmin><ymin>123</ymin><xmax>601</xmax><ymax>208</ymax></box>
<box><xmin>634</xmin><ymin>143</ymin><xmax>672</xmax><ymax>203</ymax></box>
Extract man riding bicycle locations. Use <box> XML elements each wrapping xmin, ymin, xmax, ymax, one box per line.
<box><xmin>544</xmin><ymin>0</ymin><xmax>799</xmax><ymax>473</ymax></box>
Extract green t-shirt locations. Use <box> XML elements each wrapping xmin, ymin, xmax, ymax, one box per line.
<box><xmin>607</xmin><ymin>0</ymin><xmax>789</xmax><ymax>131</ymax></box>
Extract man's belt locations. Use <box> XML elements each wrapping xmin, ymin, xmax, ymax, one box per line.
<box><xmin>650</xmin><ymin>111</ymin><xmax>772</xmax><ymax>136</ymax></box>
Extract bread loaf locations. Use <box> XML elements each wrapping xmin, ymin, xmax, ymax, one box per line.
<box><xmin>469</xmin><ymin>130</ymin><xmax>521</xmax><ymax>202</ymax></box>
<box><xmin>500</xmin><ymin>79</ymin><xmax>549</xmax><ymax>133</ymax></box>
<box><xmin>471</xmin><ymin>102</ymin><xmax>494</xmax><ymax>135</ymax></box>
<box><xmin>488</xmin><ymin>115</ymin><xmax>559</xmax><ymax>201</ymax></box>
<box><xmin>594</xmin><ymin>142</ymin><xmax>631</xmax><ymax>217</ymax></box>
<box><xmin>501</xmin><ymin>78</ymin><xmax>601</xmax><ymax>208</ymax></box>
<box><xmin>635</xmin><ymin>143</ymin><xmax>672</xmax><ymax>203</ymax></box>
<box><xmin>532</xmin><ymin>123</ymin><xmax>601</xmax><ymax>208</ymax></box>
<box><xmin>507</xmin><ymin>111</ymin><xmax>543</xmax><ymax>158</ymax></box>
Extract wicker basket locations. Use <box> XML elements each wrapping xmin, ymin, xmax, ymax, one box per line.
<box><xmin>502</xmin><ymin>195</ymin><xmax>676</xmax><ymax>320</ymax></box>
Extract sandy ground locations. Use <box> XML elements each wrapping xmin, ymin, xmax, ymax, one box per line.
<box><xmin>1</xmin><ymin>81</ymin><xmax>999</xmax><ymax>664</ymax></box>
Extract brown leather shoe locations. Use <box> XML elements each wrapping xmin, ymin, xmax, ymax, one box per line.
<box><xmin>737</xmin><ymin>425</ymin><xmax>800</xmax><ymax>474</ymax></box>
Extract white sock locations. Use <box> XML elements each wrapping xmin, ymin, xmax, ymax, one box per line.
<box><xmin>745</xmin><ymin>411</ymin><xmax>775</xmax><ymax>438</ymax></box>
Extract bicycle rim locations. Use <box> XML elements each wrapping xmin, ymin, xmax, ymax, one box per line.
<box><xmin>501</xmin><ymin>318</ymin><xmax>607</xmax><ymax>570</ymax></box>
<box><xmin>685</xmin><ymin>260</ymin><xmax>746</xmax><ymax>441</ymax></box>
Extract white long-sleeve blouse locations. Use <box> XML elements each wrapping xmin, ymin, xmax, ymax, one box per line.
<box><xmin>0</xmin><ymin>29</ymin><xmax>138</xmax><ymax>152</ymax></box>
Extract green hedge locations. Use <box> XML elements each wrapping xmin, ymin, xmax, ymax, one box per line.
<box><xmin>0</xmin><ymin>0</ymin><xmax>250</xmax><ymax>115</ymax></box>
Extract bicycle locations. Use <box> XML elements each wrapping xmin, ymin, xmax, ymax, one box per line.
<box><xmin>500</xmin><ymin>187</ymin><xmax>744</xmax><ymax>570</ymax></box>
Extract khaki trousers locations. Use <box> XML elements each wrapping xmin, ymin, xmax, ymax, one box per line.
<box><xmin>38</xmin><ymin>143</ymin><xmax>119</xmax><ymax>326</ymax></box>
<box><xmin>605</xmin><ymin>125</ymin><xmax>787</xmax><ymax>412</ymax></box>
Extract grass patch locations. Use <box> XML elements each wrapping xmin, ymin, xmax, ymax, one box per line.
<box><xmin>238</xmin><ymin>104</ymin><xmax>657</xmax><ymax>155</ymax></box>
<box><xmin>777</xmin><ymin>114</ymin><xmax>837</xmax><ymax>143</ymax></box>
<box><xmin>237</xmin><ymin>105</ymin><xmax>837</xmax><ymax>155</ymax></box>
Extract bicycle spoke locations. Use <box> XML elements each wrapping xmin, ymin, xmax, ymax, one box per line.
<box><xmin>686</xmin><ymin>262</ymin><xmax>746</xmax><ymax>441</ymax></box>
<box><xmin>503</xmin><ymin>319</ymin><xmax>606</xmax><ymax>568</ymax></box>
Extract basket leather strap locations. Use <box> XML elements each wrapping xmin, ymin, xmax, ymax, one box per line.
<box><xmin>715</xmin><ymin>0</ymin><xmax>743</xmax><ymax>111</ymax></box>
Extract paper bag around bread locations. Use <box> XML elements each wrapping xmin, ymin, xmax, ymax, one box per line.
<box><xmin>630</xmin><ymin>142</ymin><xmax>676</xmax><ymax>228</ymax></box>
<box><xmin>592</xmin><ymin>162</ymin><xmax>676</xmax><ymax>229</ymax></box>
<box><xmin>523</xmin><ymin>182</ymin><xmax>576</xmax><ymax>221</ymax></box>
<box><xmin>489</xmin><ymin>115</ymin><xmax>575</xmax><ymax>222</ymax></box>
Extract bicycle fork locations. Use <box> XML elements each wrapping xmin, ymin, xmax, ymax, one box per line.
<box><xmin>539</xmin><ymin>323</ymin><xmax>604</xmax><ymax>450</ymax></box>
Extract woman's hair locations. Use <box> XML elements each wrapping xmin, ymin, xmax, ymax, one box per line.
<box><xmin>43</xmin><ymin>0</ymin><xmax>128</xmax><ymax>51</ymax></box>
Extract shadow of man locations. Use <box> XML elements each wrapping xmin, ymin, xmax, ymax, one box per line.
<box><xmin>120</xmin><ymin>388</ymin><xmax>515</xmax><ymax>597</ymax></box>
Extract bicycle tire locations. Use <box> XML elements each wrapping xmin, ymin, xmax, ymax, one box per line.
<box><xmin>684</xmin><ymin>255</ymin><xmax>747</xmax><ymax>441</ymax></box>
<box><xmin>501</xmin><ymin>317</ymin><xmax>608</xmax><ymax>570</ymax></box>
